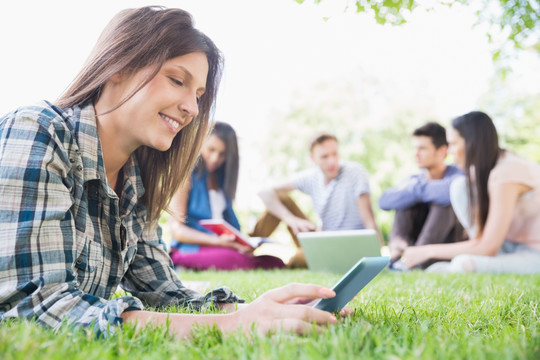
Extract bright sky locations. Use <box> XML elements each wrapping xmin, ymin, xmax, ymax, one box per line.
<box><xmin>0</xmin><ymin>0</ymin><xmax>495</xmax><ymax>121</ymax></box>
<box><xmin>0</xmin><ymin>0</ymin><xmax>528</xmax><ymax>211</ymax></box>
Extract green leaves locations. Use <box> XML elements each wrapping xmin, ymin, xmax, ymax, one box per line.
<box><xmin>352</xmin><ymin>0</ymin><xmax>416</xmax><ymax>25</ymax></box>
<box><xmin>297</xmin><ymin>0</ymin><xmax>540</xmax><ymax>60</ymax></box>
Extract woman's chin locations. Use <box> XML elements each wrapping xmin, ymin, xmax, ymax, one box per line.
<box><xmin>149</xmin><ymin>140</ymin><xmax>173</xmax><ymax>152</ymax></box>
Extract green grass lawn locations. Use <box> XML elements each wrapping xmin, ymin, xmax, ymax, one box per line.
<box><xmin>1</xmin><ymin>270</ymin><xmax>539</xmax><ymax>359</ymax></box>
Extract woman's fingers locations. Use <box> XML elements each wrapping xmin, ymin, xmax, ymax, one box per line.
<box><xmin>286</xmin><ymin>297</ymin><xmax>316</xmax><ymax>305</ymax></box>
<box><xmin>269</xmin><ymin>302</ymin><xmax>338</xmax><ymax>325</ymax></box>
<box><xmin>267</xmin><ymin>318</ymin><xmax>326</xmax><ymax>336</ymax></box>
<box><xmin>264</xmin><ymin>283</ymin><xmax>335</xmax><ymax>303</ymax></box>
<box><xmin>339</xmin><ymin>306</ymin><xmax>354</xmax><ymax>317</ymax></box>
<box><xmin>235</xmin><ymin>283</ymin><xmax>343</xmax><ymax>337</ymax></box>
<box><xmin>219</xmin><ymin>234</ymin><xmax>236</xmax><ymax>242</ymax></box>
<box><xmin>237</xmin><ymin>244</ymin><xmax>253</xmax><ymax>254</ymax></box>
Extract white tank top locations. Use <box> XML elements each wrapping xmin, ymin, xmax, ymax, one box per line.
<box><xmin>208</xmin><ymin>188</ymin><xmax>227</xmax><ymax>219</ymax></box>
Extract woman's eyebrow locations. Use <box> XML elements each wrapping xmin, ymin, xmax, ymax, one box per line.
<box><xmin>174</xmin><ymin>65</ymin><xmax>206</xmax><ymax>92</ymax></box>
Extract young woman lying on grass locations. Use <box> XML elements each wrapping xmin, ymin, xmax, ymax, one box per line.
<box><xmin>0</xmin><ymin>6</ymin><xmax>347</xmax><ymax>339</ymax></box>
<box><xmin>402</xmin><ymin>111</ymin><xmax>540</xmax><ymax>273</ymax></box>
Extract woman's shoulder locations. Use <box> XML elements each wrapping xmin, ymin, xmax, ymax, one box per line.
<box><xmin>495</xmin><ymin>151</ymin><xmax>538</xmax><ymax>170</ymax></box>
<box><xmin>5</xmin><ymin>100</ymin><xmax>62</xmax><ymax>118</ymax></box>
<box><xmin>489</xmin><ymin>151</ymin><xmax>540</xmax><ymax>187</ymax></box>
<box><xmin>2</xmin><ymin>100</ymin><xmax>71</xmax><ymax>132</ymax></box>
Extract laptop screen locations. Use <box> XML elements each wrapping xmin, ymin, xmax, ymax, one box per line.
<box><xmin>297</xmin><ymin>229</ymin><xmax>381</xmax><ymax>273</ymax></box>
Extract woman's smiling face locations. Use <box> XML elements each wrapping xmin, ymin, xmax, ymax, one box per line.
<box><xmin>108</xmin><ymin>51</ymin><xmax>209</xmax><ymax>152</ymax></box>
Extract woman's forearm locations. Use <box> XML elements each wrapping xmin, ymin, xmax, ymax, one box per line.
<box><xmin>121</xmin><ymin>284</ymin><xmax>341</xmax><ymax>339</ymax></box>
<box><xmin>425</xmin><ymin>238</ymin><xmax>495</xmax><ymax>261</ymax></box>
<box><xmin>429</xmin><ymin>182</ymin><xmax>524</xmax><ymax>261</ymax></box>
<box><xmin>121</xmin><ymin>310</ymin><xmax>237</xmax><ymax>339</ymax></box>
<box><xmin>170</xmin><ymin>221</ymin><xmax>218</xmax><ymax>246</ymax></box>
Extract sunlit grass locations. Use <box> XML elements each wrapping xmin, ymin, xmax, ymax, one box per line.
<box><xmin>1</xmin><ymin>270</ymin><xmax>539</xmax><ymax>359</ymax></box>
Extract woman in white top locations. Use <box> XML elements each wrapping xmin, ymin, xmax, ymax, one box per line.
<box><xmin>169</xmin><ymin>121</ymin><xmax>285</xmax><ymax>270</ymax></box>
<box><xmin>402</xmin><ymin>111</ymin><xmax>540</xmax><ymax>273</ymax></box>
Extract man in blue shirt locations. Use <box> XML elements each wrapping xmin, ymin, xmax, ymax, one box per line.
<box><xmin>379</xmin><ymin>122</ymin><xmax>464</xmax><ymax>265</ymax></box>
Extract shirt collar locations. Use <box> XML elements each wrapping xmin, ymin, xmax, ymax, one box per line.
<box><xmin>316</xmin><ymin>162</ymin><xmax>343</xmax><ymax>186</ymax></box>
<box><xmin>63</xmin><ymin>102</ymin><xmax>145</xmax><ymax>200</ymax></box>
<box><xmin>77</xmin><ymin>103</ymin><xmax>103</xmax><ymax>183</ymax></box>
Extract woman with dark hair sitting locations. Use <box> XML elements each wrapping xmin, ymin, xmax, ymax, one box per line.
<box><xmin>401</xmin><ymin>111</ymin><xmax>540</xmax><ymax>273</ymax></box>
<box><xmin>168</xmin><ymin>121</ymin><xmax>285</xmax><ymax>270</ymax></box>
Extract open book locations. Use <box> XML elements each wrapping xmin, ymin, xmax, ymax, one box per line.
<box><xmin>198</xmin><ymin>219</ymin><xmax>270</xmax><ymax>249</ymax></box>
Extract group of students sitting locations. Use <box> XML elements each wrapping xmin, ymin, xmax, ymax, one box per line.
<box><xmin>0</xmin><ymin>6</ymin><xmax>538</xmax><ymax>339</ymax></box>
<box><xmin>167</xmin><ymin>122</ymin><xmax>381</xmax><ymax>270</ymax></box>
<box><xmin>382</xmin><ymin>115</ymin><xmax>540</xmax><ymax>274</ymax></box>
<box><xmin>167</xmin><ymin>114</ymin><xmax>540</xmax><ymax>275</ymax></box>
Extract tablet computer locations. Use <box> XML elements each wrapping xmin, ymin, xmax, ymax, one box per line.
<box><xmin>313</xmin><ymin>256</ymin><xmax>389</xmax><ymax>312</ymax></box>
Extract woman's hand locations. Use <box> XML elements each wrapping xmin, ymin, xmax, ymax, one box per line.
<box><xmin>154</xmin><ymin>284</ymin><xmax>353</xmax><ymax>339</ymax></box>
<box><xmin>216</xmin><ymin>234</ymin><xmax>252</xmax><ymax>253</ymax></box>
<box><xmin>221</xmin><ymin>294</ymin><xmax>354</xmax><ymax>318</ymax></box>
<box><xmin>227</xmin><ymin>283</ymin><xmax>340</xmax><ymax>336</ymax></box>
<box><xmin>401</xmin><ymin>245</ymin><xmax>432</xmax><ymax>268</ymax></box>
<box><xmin>282</xmin><ymin>293</ymin><xmax>353</xmax><ymax>317</ymax></box>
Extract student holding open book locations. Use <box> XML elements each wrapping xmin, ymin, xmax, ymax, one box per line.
<box><xmin>168</xmin><ymin>122</ymin><xmax>285</xmax><ymax>270</ymax></box>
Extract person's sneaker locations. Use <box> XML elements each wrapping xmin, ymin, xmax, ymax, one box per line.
<box><xmin>425</xmin><ymin>261</ymin><xmax>455</xmax><ymax>273</ymax></box>
<box><xmin>388</xmin><ymin>259</ymin><xmax>410</xmax><ymax>271</ymax></box>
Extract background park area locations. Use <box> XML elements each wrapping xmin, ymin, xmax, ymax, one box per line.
<box><xmin>0</xmin><ymin>0</ymin><xmax>539</xmax><ymax>359</ymax></box>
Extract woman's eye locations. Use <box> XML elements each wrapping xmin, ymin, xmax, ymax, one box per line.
<box><xmin>169</xmin><ymin>77</ymin><xmax>183</xmax><ymax>86</ymax></box>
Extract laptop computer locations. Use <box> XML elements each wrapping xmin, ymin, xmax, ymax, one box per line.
<box><xmin>297</xmin><ymin>229</ymin><xmax>382</xmax><ymax>273</ymax></box>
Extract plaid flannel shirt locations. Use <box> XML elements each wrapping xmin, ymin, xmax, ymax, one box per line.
<box><xmin>0</xmin><ymin>101</ymin><xmax>242</xmax><ymax>335</ymax></box>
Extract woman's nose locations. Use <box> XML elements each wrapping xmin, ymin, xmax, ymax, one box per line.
<box><xmin>179</xmin><ymin>93</ymin><xmax>199</xmax><ymax>118</ymax></box>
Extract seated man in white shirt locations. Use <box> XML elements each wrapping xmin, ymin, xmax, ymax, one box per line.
<box><xmin>253</xmin><ymin>133</ymin><xmax>383</xmax><ymax>268</ymax></box>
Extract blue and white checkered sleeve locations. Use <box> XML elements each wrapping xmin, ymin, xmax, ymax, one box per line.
<box><xmin>121</xmin><ymin>217</ymin><xmax>244</xmax><ymax>311</ymax></box>
<box><xmin>0</xmin><ymin>108</ymin><xmax>144</xmax><ymax>336</ymax></box>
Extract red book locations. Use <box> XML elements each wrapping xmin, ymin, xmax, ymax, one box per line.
<box><xmin>198</xmin><ymin>219</ymin><xmax>270</xmax><ymax>248</ymax></box>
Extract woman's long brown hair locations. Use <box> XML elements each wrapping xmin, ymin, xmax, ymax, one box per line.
<box><xmin>451</xmin><ymin>111</ymin><xmax>501</xmax><ymax>236</ymax></box>
<box><xmin>195</xmin><ymin>121</ymin><xmax>239</xmax><ymax>201</ymax></box>
<box><xmin>56</xmin><ymin>6</ymin><xmax>223</xmax><ymax>225</ymax></box>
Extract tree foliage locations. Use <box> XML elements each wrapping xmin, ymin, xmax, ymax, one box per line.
<box><xmin>261</xmin><ymin>75</ymin><xmax>440</xmax><ymax>237</ymax></box>
<box><xmin>480</xmin><ymin>75</ymin><xmax>540</xmax><ymax>162</ymax></box>
<box><xmin>296</xmin><ymin>0</ymin><xmax>540</xmax><ymax>57</ymax></box>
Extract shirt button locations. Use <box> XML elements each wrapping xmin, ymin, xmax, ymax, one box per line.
<box><xmin>76</xmin><ymin>257</ymin><xmax>83</xmax><ymax>264</ymax></box>
<box><xmin>69</xmin><ymin>158</ymin><xmax>75</xmax><ymax>163</ymax></box>
<box><xmin>77</xmin><ymin>165</ymin><xmax>83</xmax><ymax>171</ymax></box>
